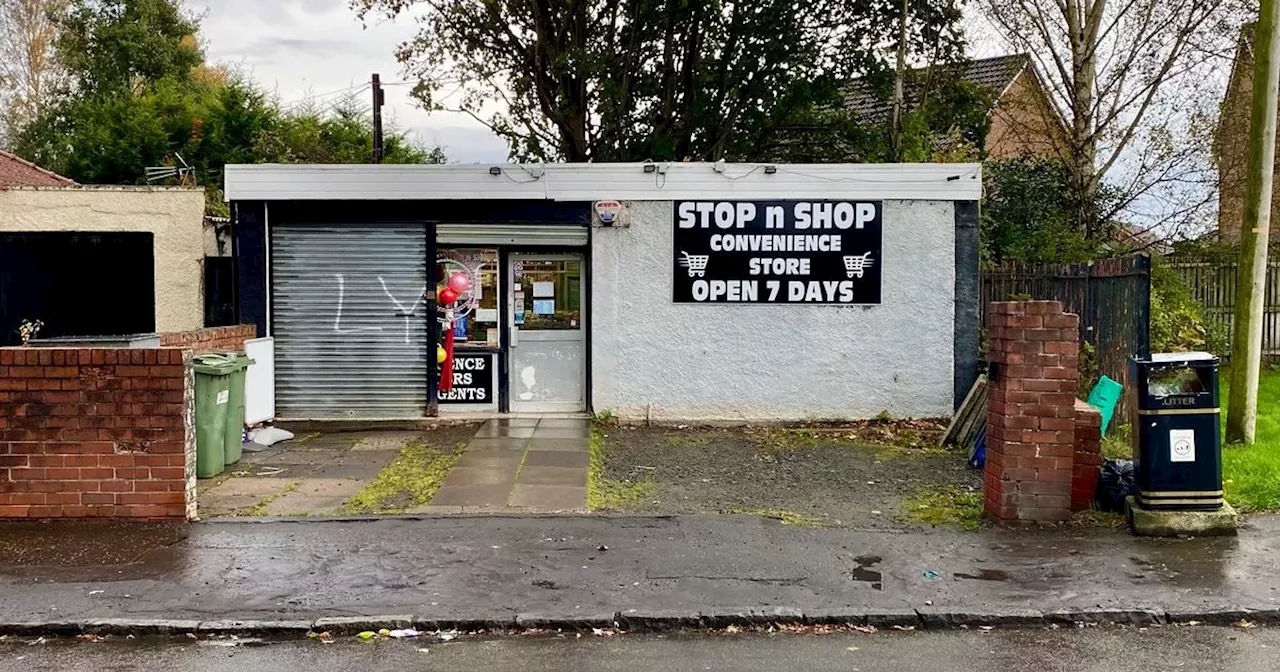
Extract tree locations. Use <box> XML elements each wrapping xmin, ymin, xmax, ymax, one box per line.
<box><xmin>353</xmin><ymin>0</ymin><xmax>966</xmax><ymax>162</ymax></box>
<box><xmin>55</xmin><ymin>0</ymin><xmax>201</xmax><ymax>96</ymax></box>
<box><xmin>0</xmin><ymin>0</ymin><xmax>67</xmax><ymax>144</ymax></box>
<box><xmin>11</xmin><ymin>0</ymin><xmax>444</xmax><ymax>215</ymax></box>
<box><xmin>976</xmin><ymin>0</ymin><xmax>1241</xmax><ymax>239</ymax></box>
<box><xmin>981</xmin><ymin>156</ymin><xmax>1106</xmax><ymax>264</ymax></box>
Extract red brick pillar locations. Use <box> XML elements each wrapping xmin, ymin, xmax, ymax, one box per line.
<box><xmin>1072</xmin><ymin>400</ymin><xmax>1103</xmax><ymax>511</ymax></box>
<box><xmin>984</xmin><ymin>301</ymin><xmax>1080</xmax><ymax>523</ymax></box>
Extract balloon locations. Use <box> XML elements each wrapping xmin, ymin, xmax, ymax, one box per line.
<box><xmin>437</xmin><ymin>345</ymin><xmax>447</xmax><ymax>364</ymax></box>
<box><xmin>439</xmin><ymin>288</ymin><xmax>458</xmax><ymax>304</ymax></box>
<box><xmin>447</xmin><ymin>272</ymin><xmax>471</xmax><ymax>294</ymax></box>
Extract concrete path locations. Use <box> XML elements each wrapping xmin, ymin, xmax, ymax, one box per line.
<box><xmin>2</xmin><ymin>515</ymin><xmax>1280</xmax><ymax>630</ymax></box>
<box><xmin>420</xmin><ymin>418</ymin><xmax>590</xmax><ymax>513</ymax></box>
<box><xmin>198</xmin><ymin>433</ymin><xmax>413</xmax><ymax>517</ymax></box>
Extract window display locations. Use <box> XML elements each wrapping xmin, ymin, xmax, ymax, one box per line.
<box><xmin>438</xmin><ymin>248</ymin><xmax>499</xmax><ymax>347</ymax></box>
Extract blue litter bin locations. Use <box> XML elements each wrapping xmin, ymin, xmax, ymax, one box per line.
<box><xmin>1129</xmin><ymin>352</ymin><xmax>1222</xmax><ymax>511</ymax></box>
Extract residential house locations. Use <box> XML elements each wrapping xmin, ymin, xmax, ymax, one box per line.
<box><xmin>1216</xmin><ymin>24</ymin><xmax>1280</xmax><ymax>243</ymax></box>
<box><xmin>845</xmin><ymin>53</ymin><xmax>1068</xmax><ymax>159</ymax></box>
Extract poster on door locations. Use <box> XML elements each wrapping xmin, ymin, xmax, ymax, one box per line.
<box><xmin>438</xmin><ymin>353</ymin><xmax>494</xmax><ymax>404</ymax></box>
<box><xmin>672</xmin><ymin>200</ymin><xmax>882</xmax><ymax>304</ymax></box>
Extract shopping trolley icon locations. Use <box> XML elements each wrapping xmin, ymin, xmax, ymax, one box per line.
<box><xmin>843</xmin><ymin>253</ymin><xmax>875</xmax><ymax>279</ymax></box>
<box><xmin>679</xmin><ymin>251</ymin><xmax>710</xmax><ymax>278</ymax></box>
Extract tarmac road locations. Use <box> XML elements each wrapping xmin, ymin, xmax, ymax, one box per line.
<box><xmin>2</xmin><ymin>626</ymin><xmax>1277</xmax><ymax>672</ymax></box>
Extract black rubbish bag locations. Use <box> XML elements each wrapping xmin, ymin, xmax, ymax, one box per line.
<box><xmin>1096</xmin><ymin>459</ymin><xmax>1136</xmax><ymax>513</ymax></box>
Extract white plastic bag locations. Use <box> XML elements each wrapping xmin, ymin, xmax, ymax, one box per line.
<box><xmin>250</xmin><ymin>426</ymin><xmax>295</xmax><ymax>447</ymax></box>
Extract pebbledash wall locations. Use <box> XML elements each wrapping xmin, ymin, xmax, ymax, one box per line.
<box><xmin>0</xmin><ymin>186</ymin><xmax>206</xmax><ymax>333</ymax></box>
<box><xmin>226</xmin><ymin>163</ymin><xmax>981</xmax><ymax>421</ymax></box>
<box><xmin>594</xmin><ymin>199</ymin><xmax>961</xmax><ymax>420</ymax></box>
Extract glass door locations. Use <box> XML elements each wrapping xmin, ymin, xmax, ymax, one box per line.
<box><xmin>508</xmin><ymin>253</ymin><xmax>585</xmax><ymax>412</ymax></box>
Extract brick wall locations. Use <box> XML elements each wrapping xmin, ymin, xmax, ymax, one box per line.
<box><xmin>159</xmin><ymin>325</ymin><xmax>256</xmax><ymax>354</ymax></box>
<box><xmin>0</xmin><ymin>348</ymin><xmax>195</xmax><ymax>521</ymax></box>
<box><xmin>984</xmin><ymin>301</ymin><xmax>1080</xmax><ymax>524</ymax></box>
<box><xmin>1072</xmin><ymin>400</ymin><xmax>1103</xmax><ymax>512</ymax></box>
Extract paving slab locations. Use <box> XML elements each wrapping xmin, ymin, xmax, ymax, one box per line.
<box><xmin>521</xmin><ymin>450</ymin><xmax>590</xmax><ymax>468</ymax></box>
<box><xmin>536</xmin><ymin>418</ymin><xmax>592</xmax><ymax>429</ymax></box>
<box><xmin>516</xmin><ymin>466</ymin><xmax>588</xmax><ymax>488</ymax></box>
<box><xmin>508</xmin><ymin>484</ymin><xmax>587</xmax><ymax>511</ymax></box>
<box><xmin>475</xmin><ymin>425</ymin><xmax>538</xmax><ymax>439</ymax></box>
<box><xmin>430</xmin><ymin>484</ymin><xmax>514</xmax><ymax>507</ymax></box>
<box><xmin>526</xmin><ymin>438</ymin><xmax>589</xmax><ymax>452</ymax></box>
<box><xmin>532</xmin><ymin>427</ymin><xmax>591</xmax><ymax>439</ymax></box>
<box><xmin>467</xmin><ymin>437</ymin><xmax>531</xmax><ymax>451</ymax></box>
<box><xmin>455</xmin><ymin>452</ymin><xmax>525</xmax><ymax>470</ymax></box>
<box><xmin>441</xmin><ymin>466</ymin><xmax>520</xmax><ymax>488</ymax></box>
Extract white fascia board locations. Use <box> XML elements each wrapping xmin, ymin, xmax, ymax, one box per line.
<box><xmin>224</xmin><ymin>162</ymin><xmax>982</xmax><ymax>202</ymax></box>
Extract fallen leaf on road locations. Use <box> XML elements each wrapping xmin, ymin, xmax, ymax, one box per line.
<box><xmin>1235</xmin><ymin>620</ymin><xmax>1256</xmax><ymax>629</ymax></box>
<box><xmin>846</xmin><ymin>646</ymin><xmax>860</xmax><ymax>652</ymax></box>
<box><xmin>852</xmin><ymin>625</ymin><xmax>877</xmax><ymax>634</ymax></box>
<box><xmin>76</xmin><ymin>634</ymin><xmax>105</xmax><ymax>643</ymax></box>
<box><xmin>892</xmin><ymin>625</ymin><xmax>915</xmax><ymax>632</ymax></box>
<box><xmin>357</xmin><ymin>631</ymin><xmax>378</xmax><ymax>640</ymax></box>
<box><xmin>725</xmin><ymin>625</ymin><xmax>742</xmax><ymax>634</ymax></box>
<box><xmin>27</xmin><ymin>638</ymin><xmax>46</xmax><ymax>646</ymax></box>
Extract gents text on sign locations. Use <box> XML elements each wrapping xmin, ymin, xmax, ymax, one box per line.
<box><xmin>672</xmin><ymin>200</ymin><xmax>883</xmax><ymax>304</ymax></box>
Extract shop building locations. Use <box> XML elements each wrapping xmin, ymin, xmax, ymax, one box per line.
<box><xmin>225</xmin><ymin>162</ymin><xmax>980</xmax><ymax>422</ymax></box>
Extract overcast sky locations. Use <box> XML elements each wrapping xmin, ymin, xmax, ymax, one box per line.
<box><xmin>182</xmin><ymin>0</ymin><xmax>1017</xmax><ymax>165</ymax></box>
<box><xmin>183</xmin><ymin>0</ymin><xmax>509</xmax><ymax>163</ymax></box>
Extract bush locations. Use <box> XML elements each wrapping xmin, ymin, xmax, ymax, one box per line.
<box><xmin>1150</xmin><ymin>259</ymin><xmax>1227</xmax><ymax>353</ymax></box>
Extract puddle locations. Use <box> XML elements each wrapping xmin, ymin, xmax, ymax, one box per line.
<box><xmin>954</xmin><ymin>569</ymin><xmax>1010</xmax><ymax>582</ymax></box>
<box><xmin>850</xmin><ymin>555</ymin><xmax>883</xmax><ymax>590</ymax></box>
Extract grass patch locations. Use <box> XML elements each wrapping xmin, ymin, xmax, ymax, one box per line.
<box><xmin>902</xmin><ymin>485</ymin><xmax>983</xmax><ymax>531</ymax></box>
<box><xmin>588</xmin><ymin>427</ymin><xmax>656</xmax><ymax>511</ymax></box>
<box><xmin>341</xmin><ymin>441</ymin><xmax>465</xmax><ymax>514</ymax></box>
<box><xmin>1221</xmin><ymin>367</ymin><xmax>1280</xmax><ymax>512</ymax></box>
<box><xmin>726</xmin><ymin>508</ymin><xmax>829</xmax><ymax>528</ymax></box>
<box><xmin>237</xmin><ymin>482</ymin><xmax>298</xmax><ymax>517</ymax></box>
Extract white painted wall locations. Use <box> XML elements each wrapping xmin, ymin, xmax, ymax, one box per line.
<box><xmin>591</xmin><ymin>200</ymin><xmax>956</xmax><ymax>422</ymax></box>
<box><xmin>0</xmin><ymin>187</ymin><xmax>205</xmax><ymax>332</ymax></box>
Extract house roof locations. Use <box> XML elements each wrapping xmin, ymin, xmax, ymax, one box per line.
<box><xmin>844</xmin><ymin>54</ymin><xmax>1032</xmax><ymax>124</ymax></box>
<box><xmin>0</xmin><ymin>150</ymin><xmax>76</xmax><ymax>188</ymax></box>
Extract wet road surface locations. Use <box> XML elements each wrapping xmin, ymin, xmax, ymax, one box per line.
<box><xmin>2</xmin><ymin>626</ymin><xmax>1277</xmax><ymax>671</ymax></box>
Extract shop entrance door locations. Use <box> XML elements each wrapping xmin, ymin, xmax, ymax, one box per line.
<box><xmin>508</xmin><ymin>253</ymin><xmax>585</xmax><ymax>413</ymax></box>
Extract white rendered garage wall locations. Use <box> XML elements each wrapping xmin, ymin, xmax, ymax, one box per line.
<box><xmin>591</xmin><ymin>200</ymin><xmax>956</xmax><ymax>422</ymax></box>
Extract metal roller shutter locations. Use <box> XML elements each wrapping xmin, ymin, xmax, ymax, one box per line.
<box><xmin>271</xmin><ymin>224</ymin><xmax>429</xmax><ymax>418</ymax></box>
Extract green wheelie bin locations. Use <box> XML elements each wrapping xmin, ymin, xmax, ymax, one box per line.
<box><xmin>220</xmin><ymin>352</ymin><xmax>254</xmax><ymax>466</ymax></box>
<box><xmin>193</xmin><ymin>353</ymin><xmax>236</xmax><ymax>478</ymax></box>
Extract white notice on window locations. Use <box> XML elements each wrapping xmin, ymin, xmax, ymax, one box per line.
<box><xmin>533</xmin><ymin>281</ymin><xmax>555</xmax><ymax>298</ymax></box>
<box><xmin>1169</xmin><ymin>429</ymin><xmax>1195</xmax><ymax>463</ymax></box>
<box><xmin>476</xmin><ymin>308</ymin><xmax>498</xmax><ymax>322</ymax></box>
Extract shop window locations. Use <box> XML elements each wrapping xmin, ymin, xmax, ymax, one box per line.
<box><xmin>439</xmin><ymin>248</ymin><xmax>500</xmax><ymax>347</ymax></box>
<box><xmin>515</xmin><ymin>259</ymin><xmax>581</xmax><ymax>330</ymax></box>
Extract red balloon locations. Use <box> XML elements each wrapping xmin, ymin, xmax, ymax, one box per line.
<box><xmin>447</xmin><ymin>272</ymin><xmax>471</xmax><ymax>294</ymax></box>
<box><xmin>439</xmin><ymin>287</ymin><xmax>458</xmax><ymax>304</ymax></box>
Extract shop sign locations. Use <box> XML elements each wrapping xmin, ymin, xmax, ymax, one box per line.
<box><xmin>672</xmin><ymin>200</ymin><xmax>882</xmax><ymax>304</ymax></box>
<box><xmin>439</xmin><ymin>353</ymin><xmax>493</xmax><ymax>403</ymax></box>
